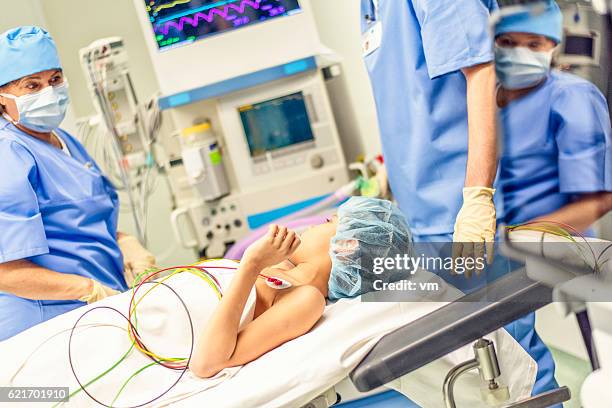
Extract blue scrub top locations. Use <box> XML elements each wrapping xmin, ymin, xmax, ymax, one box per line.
<box><xmin>361</xmin><ymin>0</ymin><xmax>497</xmax><ymax>237</ymax></box>
<box><xmin>0</xmin><ymin>117</ymin><xmax>127</xmax><ymax>340</ymax></box>
<box><xmin>499</xmin><ymin>70</ymin><xmax>612</xmax><ymax>225</ymax></box>
<box><xmin>361</xmin><ymin>1</ymin><xmax>561</xmax><ymax>401</ymax></box>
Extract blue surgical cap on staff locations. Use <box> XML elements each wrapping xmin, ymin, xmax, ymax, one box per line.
<box><xmin>0</xmin><ymin>26</ymin><xmax>62</xmax><ymax>87</ymax></box>
<box><xmin>328</xmin><ymin>197</ymin><xmax>413</xmax><ymax>300</ymax></box>
<box><xmin>495</xmin><ymin>1</ymin><xmax>563</xmax><ymax>44</ymax></box>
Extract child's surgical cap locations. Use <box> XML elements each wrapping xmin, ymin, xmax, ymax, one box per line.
<box><xmin>328</xmin><ymin>197</ymin><xmax>413</xmax><ymax>300</ymax></box>
<box><xmin>0</xmin><ymin>26</ymin><xmax>62</xmax><ymax>87</ymax></box>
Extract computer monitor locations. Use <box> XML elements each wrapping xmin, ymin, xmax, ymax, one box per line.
<box><xmin>146</xmin><ymin>0</ymin><xmax>303</xmax><ymax>51</ymax></box>
<box><xmin>238</xmin><ymin>92</ymin><xmax>315</xmax><ymax>159</ymax></box>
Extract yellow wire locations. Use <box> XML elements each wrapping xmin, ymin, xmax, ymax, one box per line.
<box><xmin>511</xmin><ymin>225</ymin><xmax>574</xmax><ymax>241</ymax></box>
<box><xmin>129</xmin><ymin>268</ymin><xmax>216</xmax><ymax>360</ymax></box>
<box><xmin>127</xmin><ymin>261</ymin><xmax>227</xmax><ymax>361</ymax></box>
<box><xmin>507</xmin><ymin>222</ymin><xmax>597</xmax><ymax>269</ymax></box>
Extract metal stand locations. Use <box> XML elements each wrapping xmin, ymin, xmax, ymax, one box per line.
<box><xmin>443</xmin><ymin>338</ymin><xmax>509</xmax><ymax>408</ymax></box>
<box><xmin>443</xmin><ymin>338</ymin><xmax>571</xmax><ymax>408</ymax></box>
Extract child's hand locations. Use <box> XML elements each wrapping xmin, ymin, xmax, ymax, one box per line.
<box><xmin>243</xmin><ymin>225</ymin><xmax>301</xmax><ymax>270</ymax></box>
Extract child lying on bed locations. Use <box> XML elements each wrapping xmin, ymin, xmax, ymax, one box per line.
<box><xmin>189</xmin><ymin>197</ymin><xmax>412</xmax><ymax>378</ymax></box>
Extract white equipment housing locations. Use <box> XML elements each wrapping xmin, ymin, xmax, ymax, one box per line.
<box><xmin>132</xmin><ymin>0</ymin><xmax>349</xmax><ymax>257</ymax></box>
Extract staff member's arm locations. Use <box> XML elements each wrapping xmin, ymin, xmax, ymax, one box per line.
<box><xmin>411</xmin><ymin>0</ymin><xmax>499</xmax><ymax>263</ymax></box>
<box><xmin>0</xmin><ymin>260</ymin><xmax>116</xmax><ymax>302</ymax></box>
<box><xmin>463</xmin><ymin>62</ymin><xmax>498</xmax><ymax>188</ymax></box>
<box><xmin>454</xmin><ymin>62</ymin><xmax>498</xmax><ymax>264</ymax></box>
<box><xmin>0</xmin><ymin>140</ymin><xmax>116</xmax><ymax>304</ymax></box>
<box><xmin>533</xmin><ymin>193</ymin><xmax>612</xmax><ymax>233</ymax></box>
<box><xmin>533</xmin><ymin>82</ymin><xmax>612</xmax><ymax>233</ymax></box>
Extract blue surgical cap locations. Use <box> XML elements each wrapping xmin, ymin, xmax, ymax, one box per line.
<box><xmin>495</xmin><ymin>1</ymin><xmax>563</xmax><ymax>44</ymax></box>
<box><xmin>328</xmin><ymin>197</ymin><xmax>413</xmax><ymax>300</ymax></box>
<box><xmin>0</xmin><ymin>26</ymin><xmax>62</xmax><ymax>87</ymax></box>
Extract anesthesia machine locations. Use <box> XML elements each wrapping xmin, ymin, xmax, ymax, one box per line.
<box><xmin>133</xmin><ymin>0</ymin><xmax>352</xmax><ymax>258</ymax></box>
<box><xmin>78</xmin><ymin>0</ymin><xmax>368</xmax><ymax>258</ymax></box>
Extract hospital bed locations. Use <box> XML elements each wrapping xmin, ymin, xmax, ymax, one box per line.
<box><xmin>350</xmin><ymin>231</ymin><xmax>612</xmax><ymax>407</ymax></box>
<box><xmin>349</xmin><ymin>267</ymin><xmax>571</xmax><ymax>408</ymax></box>
<box><xmin>0</xmin><ymin>260</ymin><xmax>538</xmax><ymax>408</ymax></box>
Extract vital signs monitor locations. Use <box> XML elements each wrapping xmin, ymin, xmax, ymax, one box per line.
<box><xmin>145</xmin><ymin>0</ymin><xmax>303</xmax><ymax>50</ymax></box>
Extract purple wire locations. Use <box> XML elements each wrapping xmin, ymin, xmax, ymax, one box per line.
<box><xmin>68</xmin><ymin>280</ymin><xmax>194</xmax><ymax>408</ymax></box>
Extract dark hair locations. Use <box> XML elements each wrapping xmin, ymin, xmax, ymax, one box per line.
<box><xmin>0</xmin><ymin>80</ymin><xmax>16</xmax><ymax>114</ymax></box>
<box><xmin>0</xmin><ymin>86</ymin><xmax>6</xmax><ymax>114</ymax></box>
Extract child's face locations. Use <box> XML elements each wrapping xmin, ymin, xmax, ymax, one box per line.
<box><xmin>496</xmin><ymin>32</ymin><xmax>556</xmax><ymax>52</ymax></box>
<box><xmin>293</xmin><ymin>215</ymin><xmax>338</xmax><ymax>259</ymax></box>
<box><xmin>301</xmin><ymin>215</ymin><xmax>338</xmax><ymax>243</ymax></box>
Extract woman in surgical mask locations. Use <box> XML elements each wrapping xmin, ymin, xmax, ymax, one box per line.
<box><xmin>495</xmin><ymin>1</ymin><xmax>612</xmax><ymax>232</ymax></box>
<box><xmin>0</xmin><ymin>26</ymin><xmax>156</xmax><ymax>341</ymax></box>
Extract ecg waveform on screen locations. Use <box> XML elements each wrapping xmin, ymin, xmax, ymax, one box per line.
<box><xmin>154</xmin><ymin>0</ymin><xmax>263</xmax><ymax>36</ymax></box>
<box><xmin>148</xmin><ymin>0</ymin><xmax>301</xmax><ymax>49</ymax></box>
<box><xmin>147</xmin><ymin>0</ymin><xmax>193</xmax><ymax>14</ymax></box>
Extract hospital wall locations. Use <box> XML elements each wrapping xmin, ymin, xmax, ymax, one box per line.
<box><xmin>0</xmin><ymin>1</ymin><xmax>46</xmax><ymax>40</ymax></box>
<box><xmin>309</xmin><ymin>0</ymin><xmax>383</xmax><ymax>157</ymax></box>
<box><xmin>0</xmin><ymin>0</ymin><xmax>80</xmax><ymax>133</ymax></box>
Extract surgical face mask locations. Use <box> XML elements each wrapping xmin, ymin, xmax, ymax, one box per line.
<box><xmin>1</xmin><ymin>82</ymin><xmax>70</xmax><ymax>133</ymax></box>
<box><xmin>495</xmin><ymin>47</ymin><xmax>553</xmax><ymax>90</ymax></box>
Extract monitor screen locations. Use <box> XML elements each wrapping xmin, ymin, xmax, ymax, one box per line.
<box><xmin>147</xmin><ymin>0</ymin><xmax>303</xmax><ymax>50</ymax></box>
<box><xmin>564</xmin><ymin>35</ymin><xmax>594</xmax><ymax>57</ymax></box>
<box><xmin>239</xmin><ymin>92</ymin><xmax>315</xmax><ymax>158</ymax></box>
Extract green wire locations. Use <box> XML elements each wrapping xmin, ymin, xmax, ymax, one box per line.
<box><xmin>506</xmin><ymin>222</ymin><xmax>602</xmax><ymax>273</ymax></box>
<box><xmin>58</xmin><ymin>266</ymin><xmax>202</xmax><ymax>406</ymax></box>
<box><xmin>109</xmin><ymin>267</ymin><xmax>191</xmax><ymax>406</ymax></box>
<box><xmin>51</xmin><ymin>344</ymin><xmax>135</xmax><ymax>408</ymax></box>
<box><xmin>110</xmin><ymin>362</ymin><xmax>158</xmax><ymax>407</ymax></box>
<box><xmin>55</xmin><ymin>268</ymin><xmax>156</xmax><ymax>407</ymax></box>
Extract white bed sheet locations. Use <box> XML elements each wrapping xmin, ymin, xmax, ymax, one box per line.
<box><xmin>0</xmin><ymin>260</ymin><xmax>536</xmax><ymax>407</ymax></box>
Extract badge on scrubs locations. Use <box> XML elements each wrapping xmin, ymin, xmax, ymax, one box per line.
<box><xmin>362</xmin><ymin>22</ymin><xmax>382</xmax><ymax>57</ymax></box>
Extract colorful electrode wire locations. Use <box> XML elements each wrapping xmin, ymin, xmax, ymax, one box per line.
<box><xmin>506</xmin><ymin>220</ymin><xmax>611</xmax><ymax>274</ymax></box>
<box><xmin>39</xmin><ymin>258</ymin><xmax>293</xmax><ymax>407</ymax></box>
<box><xmin>62</xmin><ymin>261</ymin><xmax>233</xmax><ymax>407</ymax></box>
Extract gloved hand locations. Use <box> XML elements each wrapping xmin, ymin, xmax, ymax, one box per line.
<box><xmin>118</xmin><ymin>235</ymin><xmax>157</xmax><ymax>287</ymax></box>
<box><xmin>79</xmin><ymin>279</ymin><xmax>119</xmax><ymax>304</ymax></box>
<box><xmin>452</xmin><ymin>187</ymin><xmax>496</xmax><ymax>277</ymax></box>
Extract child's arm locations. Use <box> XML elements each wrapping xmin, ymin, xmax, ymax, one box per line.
<box><xmin>190</xmin><ymin>284</ymin><xmax>325</xmax><ymax>378</ymax></box>
<box><xmin>532</xmin><ymin>192</ymin><xmax>612</xmax><ymax>232</ymax></box>
<box><xmin>189</xmin><ymin>225</ymin><xmax>324</xmax><ymax>378</ymax></box>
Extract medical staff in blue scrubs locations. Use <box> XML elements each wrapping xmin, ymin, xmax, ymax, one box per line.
<box><xmin>0</xmin><ymin>26</ymin><xmax>156</xmax><ymax>341</ymax></box>
<box><xmin>496</xmin><ymin>3</ymin><xmax>612</xmax><ymax>231</ymax></box>
<box><xmin>494</xmin><ymin>1</ymin><xmax>611</xmax><ymax>397</ymax></box>
<box><xmin>361</xmin><ymin>0</ymin><xmax>500</xmax><ymax>259</ymax></box>
<box><xmin>360</xmin><ymin>0</ymin><xmax>559</xmax><ymax>401</ymax></box>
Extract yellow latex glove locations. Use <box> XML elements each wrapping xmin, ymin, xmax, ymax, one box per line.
<box><xmin>79</xmin><ymin>279</ymin><xmax>119</xmax><ymax>304</ymax></box>
<box><xmin>452</xmin><ymin>187</ymin><xmax>496</xmax><ymax>277</ymax></box>
<box><xmin>118</xmin><ymin>235</ymin><xmax>157</xmax><ymax>287</ymax></box>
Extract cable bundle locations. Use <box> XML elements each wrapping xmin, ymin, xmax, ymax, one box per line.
<box><xmin>61</xmin><ymin>261</ymin><xmax>234</xmax><ymax>407</ymax></box>
<box><xmin>506</xmin><ymin>220</ymin><xmax>612</xmax><ymax>274</ymax></box>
